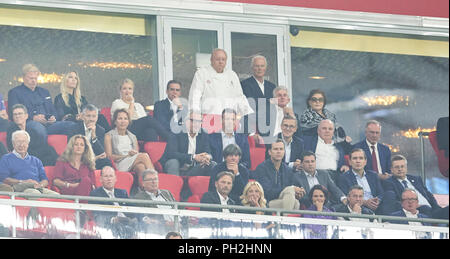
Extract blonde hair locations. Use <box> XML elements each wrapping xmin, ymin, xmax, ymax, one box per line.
<box><xmin>120</xmin><ymin>78</ymin><xmax>135</xmax><ymax>90</ymax></box>
<box><xmin>240</xmin><ymin>181</ymin><xmax>267</xmax><ymax>208</ymax></box>
<box><xmin>60</xmin><ymin>71</ymin><xmax>82</xmax><ymax>113</ymax></box>
<box><xmin>22</xmin><ymin>64</ymin><xmax>40</xmax><ymax>76</ymax></box>
<box><xmin>59</xmin><ymin>135</ymin><xmax>96</xmax><ymax>171</ymax></box>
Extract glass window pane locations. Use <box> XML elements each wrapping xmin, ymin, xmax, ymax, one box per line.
<box><xmin>231</xmin><ymin>32</ymin><xmax>278</xmax><ymax>84</ymax></box>
<box><xmin>172</xmin><ymin>28</ymin><xmax>218</xmax><ymax>99</ymax></box>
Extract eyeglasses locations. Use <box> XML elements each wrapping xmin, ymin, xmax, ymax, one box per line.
<box><xmin>310</xmin><ymin>97</ymin><xmax>324</xmax><ymax>103</ymax></box>
<box><xmin>281</xmin><ymin>124</ymin><xmax>296</xmax><ymax>129</ymax></box>
<box><xmin>402</xmin><ymin>198</ymin><xmax>418</xmax><ymax>202</ymax></box>
<box><xmin>143</xmin><ymin>178</ymin><xmax>158</xmax><ymax>182</ymax></box>
<box><xmin>13</xmin><ymin>112</ymin><xmax>25</xmax><ymax>116</ymax></box>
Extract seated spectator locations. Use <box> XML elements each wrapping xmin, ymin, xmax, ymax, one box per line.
<box><xmin>267</xmin><ymin>86</ymin><xmax>299</xmax><ymax>141</ymax></box>
<box><xmin>165</xmin><ymin>231</ymin><xmax>182</xmax><ymax>239</ymax></box>
<box><xmin>209</xmin><ymin>108</ymin><xmax>251</xmax><ymax>169</ymax></box>
<box><xmin>0</xmin><ymin>93</ymin><xmax>9</xmax><ymax>132</ymax></box>
<box><xmin>89</xmin><ymin>166</ymin><xmax>137</xmax><ymax>238</ymax></box>
<box><xmin>208</xmin><ymin>144</ymin><xmax>249</xmax><ymax>203</ymax></box>
<box><xmin>7</xmin><ymin>64</ymin><xmax>75</xmax><ymax>140</ymax></box>
<box><xmin>265</xmin><ymin>115</ymin><xmax>304</xmax><ymax>170</ymax></box>
<box><xmin>388</xmin><ymin>189</ymin><xmax>431</xmax><ymax>230</ymax></box>
<box><xmin>133</xmin><ymin>169</ymin><xmax>176</xmax><ymax>235</ymax></box>
<box><xmin>0</xmin><ymin>130</ymin><xmax>58</xmax><ymax>195</ymax></box>
<box><xmin>7</xmin><ymin>104</ymin><xmax>58</xmax><ymax>166</ymax></box>
<box><xmin>52</xmin><ymin>135</ymin><xmax>96</xmax><ymax>196</ymax></box>
<box><xmin>302</xmin><ymin>184</ymin><xmax>337</xmax><ymax>239</ymax></box>
<box><xmin>104</xmin><ymin>109</ymin><xmax>154</xmax><ymax>189</ymax></box>
<box><xmin>54</xmin><ymin>71</ymin><xmax>110</xmax><ymax>131</ymax></box>
<box><xmin>68</xmin><ymin>104</ymin><xmax>112</xmax><ymax>170</ymax></box>
<box><xmin>201</xmin><ymin>171</ymin><xmax>236</xmax><ymax>213</ymax></box>
<box><xmin>303</xmin><ymin>119</ymin><xmax>349</xmax><ymax>182</ymax></box>
<box><xmin>154</xmin><ymin>80</ymin><xmax>187</xmax><ymax>132</ymax></box>
<box><xmin>160</xmin><ymin>111</ymin><xmax>214</xmax><ymax>177</ymax></box>
<box><xmin>353</xmin><ymin>120</ymin><xmax>392</xmax><ymax>179</ymax></box>
<box><xmin>255</xmin><ymin>139</ymin><xmax>305</xmax><ymax>211</ymax></box>
<box><xmin>385</xmin><ymin>154</ymin><xmax>448</xmax><ymax>219</ymax></box>
<box><xmin>111</xmin><ymin>78</ymin><xmax>170</xmax><ymax>142</ymax></box>
<box><xmin>334</xmin><ymin>185</ymin><xmax>375</xmax><ymax>222</ymax></box>
<box><xmin>337</xmin><ymin>148</ymin><xmax>395</xmax><ymax>215</ymax></box>
<box><xmin>294</xmin><ymin>151</ymin><xmax>346</xmax><ymax>208</ymax></box>
<box><xmin>240</xmin><ymin>181</ymin><xmax>267</xmax><ymax>214</ymax></box>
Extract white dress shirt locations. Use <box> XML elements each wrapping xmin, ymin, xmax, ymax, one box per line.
<box><xmin>103</xmin><ymin>188</ymin><xmax>126</xmax><ymax>218</ymax></box>
<box><xmin>282</xmin><ymin>135</ymin><xmax>293</xmax><ymax>167</ymax></box>
<box><xmin>189</xmin><ymin>65</ymin><xmax>253</xmax><ymax>116</ymax></box>
<box><xmin>315</xmin><ymin>137</ymin><xmax>339</xmax><ymax>171</ymax></box>
<box><xmin>397</xmin><ymin>178</ymin><xmax>431</xmax><ymax>207</ymax></box>
<box><xmin>146</xmin><ymin>190</ymin><xmax>174</xmax><ymax>222</ymax></box>
<box><xmin>221</xmin><ymin>131</ymin><xmax>236</xmax><ymax>154</ymax></box>
<box><xmin>304</xmin><ymin>171</ymin><xmax>320</xmax><ymax>189</ymax></box>
<box><xmin>217</xmin><ymin>191</ymin><xmax>230</xmax><ymax>213</ymax></box>
<box><xmin>352</xmin><ymin>170</ymin><xmax>374</xmax><ymax>200</ymax></box>
<box><xmin>253</xmin><ymin>76</ymin><xmax>265</xmax><ymax>95</ymax></box>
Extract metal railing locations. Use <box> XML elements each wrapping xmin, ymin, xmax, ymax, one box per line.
<box><xmin>0</xmin><ymin>191</ymin><xmax>448</xmax><ymax>239</ymax></box>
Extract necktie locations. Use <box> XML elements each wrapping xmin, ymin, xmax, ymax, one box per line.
<box><xmin>402</xmin><ymin>180</ymin><xmax>409</xmax><ymax>188</ymax></box>
<box><xmin>371</xmin><ymin>145</ymin><xmax>379</xmax><ymax>173</ymax></box>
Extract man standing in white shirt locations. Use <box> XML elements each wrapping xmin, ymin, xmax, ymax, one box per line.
<box><xmin>189</xmin><ymin>48</ymin><xmax>253</xmax><ymax>118</ymax></box>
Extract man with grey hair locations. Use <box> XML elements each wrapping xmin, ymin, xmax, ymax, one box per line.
<box><xmin>241</xmin><ymin>55</ymin><xmax>276</xmax><ymax>142</ymax></box>
<box><xmin>189</xmin><ymin>48</ymin><xmax>253</xmax><ymax>117</ymax></box>
<box><xmin>0</xmin><ymin>130</ymin><xmax>58</xmax><ymax>194</ymax></box>
<box><xmin>208</xmin><ymin>143</ymin><xmax>250</xmax><ymax>203</ymax></box>
<box><xmin>68</xmin><ymin>104</ymin><xmax>112</xmax><ymax>170</ymax></box>
<box><xmin>353</xmin><ymin>120</ymin><xmax>392</xmax><ymax>179</ymax></box>
<box><xmin>133</xmin><ymin>169</ymin><xmax>176</xmax><ymax>235</ymax></box>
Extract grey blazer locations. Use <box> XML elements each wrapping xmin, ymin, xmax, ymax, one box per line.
<box><xmin>133</xmin><ymin>189</ymin><xmax>176</xmax><ymax>206</ymax></box>
<box><xmin>294</xmin><ymin>169</ymin><xmax>345</xmax><ymax>207</ymax></box>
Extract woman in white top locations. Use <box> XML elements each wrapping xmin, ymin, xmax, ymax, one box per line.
<box><xmin>111</xmin><ymin>78</ymin><xmax>170</xmax><ymax>142</ymax></box>
<box><xmin>104</xmin><ymin>108</ymin><xmax>155</xmax><ymax>188</ymax></box>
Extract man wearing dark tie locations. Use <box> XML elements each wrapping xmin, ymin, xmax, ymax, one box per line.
<box><xmin>353</xmin><ymin>120</ymin><xmax>392</xmax><ymax>180</ymax></box>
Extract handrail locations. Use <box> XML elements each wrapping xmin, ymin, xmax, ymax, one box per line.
<box><xmin>0</xmin><ymin>191</ymin><xmax>448</xmax><ymax>225</ymax></box>
<box><xmin>418</xmin><ymin>131</ymin><xmax>431</xmax><ymax>185</ymax></box>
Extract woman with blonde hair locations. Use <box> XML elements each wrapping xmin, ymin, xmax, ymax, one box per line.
<box><xmin>110</xmin><ymin>78</ymin><xmax>170</xmax><ymax>142</ymax></box>
<box><xmin>53</xmin><ymin>135</ymin><xmax>96</xmax><ymax>196</ymax></box>
<box><xmin>54</xmin><ymin>71</ymin><xmax>110</xmax><ymax>131</ymax></box>
<box><xmin>240</xmin><ymin>181</ymin><xmax>267</xmax><ymax>214</ymax></box>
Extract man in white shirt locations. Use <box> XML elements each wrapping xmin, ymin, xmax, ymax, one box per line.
<box><xmin>189</xmin><ymin>48</ymin><xmax>253</xmax><ymax>117</ymax></box>
<box><xmin>154</xmin><ymin>80</ymin><xmax>187</xmax><ymax>133</ymax></box>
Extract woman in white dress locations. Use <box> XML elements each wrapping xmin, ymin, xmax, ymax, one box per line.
<box><xmin>104</xmin><ymin>108</ymin><xmax>155</xmax><ymax>187</ymax></box>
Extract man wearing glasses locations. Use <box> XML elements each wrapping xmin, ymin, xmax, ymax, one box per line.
<box><xmin>389</xmin><ymin>189</ymin><xmax>431</xmax><ymax>227</ymax></box>
<box><xmin>160</xmin><ymin>111</ymin><xmax>214</xmax><ymax>177</ymax></box>
<box><xmin>385</xmin><ymin>154</ymin><xmax>448</xmax><ymax>219</ymax></box>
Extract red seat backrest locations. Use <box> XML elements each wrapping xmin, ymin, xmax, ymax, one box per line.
<box><xmin>188</xmin><ymin>176</ymin><xmax>210</xmax><ymax>199</ymax></box>
<box><xmin>100</xmin><ymin>107</ymin><xmax>112</xmax><ymax>127</ymax></box>
<box><xmin>47</xmin><ymin>134</ymin><xmax>68</xmax><ymax>156</ymax></box>
<box><xmin>429</xmin><ymin>131</ymin><xmax>449</xmax><ymax>177</ymax></box>
<box><xmin>144</xmin><ymin>141</ymin><xmax>167</xmax><ymax>164</ymax></box>
<box><xmin>94</xmin><ymin>170</ymin><xmax>134</xmax><ymax>196</ymax></box>
<box><xmin>0</xmin><ymin>131</ymin><xmax>7</xmax><ymax>147</ymax></box>
<box><xmin>249</xmin><ymin>147</ymin><xmax>266</xmax><ymax>171</ymax></box>
<box><xmin>158</xmin><ymin>173</ymin><xmax>184</xmax><ymax>202</ymax></box>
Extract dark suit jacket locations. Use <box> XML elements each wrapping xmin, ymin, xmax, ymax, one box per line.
<box><xmin>388</xmin><ymin>210</ymin><xmax>430</xmax><ymax>225</ymax></box>
<box><xmin>293</xmin><ymin>169</ymin><xmax>345</xmax><ymax>206</ymax></box>
<box><xmin>303</xmin><ymin>135</ymin><xmax>346</xmax><ymax>170</ymax></box>
<box><xmin>254</xmin><ymin>159</ymin><xmax>298</xmax><ymax>202</ymax></box>
<box><xmin>160</xmin><ymin>129</ymin><xmax>211</xmax><ymax>166</ymax></box>
<box><xmin>208</xmin><ymin>132</ymin><xmax>251</xmax><ymax>169</ymax></box>
<box><xmin>200</xmin><ymin>191</ymin><xmax>236</xmax><ymax>212</ymax></box>
<box><xmin>384</xmin><ymin>175</ymin><xmax>439</xmax><ymax>210</ymax></box>
<box><xmin>265</xmin><ymin>134</ymin><xmax>304</xmax><ymax>163</ymax></box>
<box><xmin>333</xmin><ymin>203</ymin><xmax>375</xmax><ymax>221</ymax></box>
<box><xmin>153</xmin><ymin>98</ymin><xmax>187</xmax><ymax>132</ymax></box>
<box><xmin>437</xmin><ymin>116</ymin><xmax>449</xmax><ymax>157</ymax></box>
<box><xmin>353</xmin><ymin>139</ymin><xmax>392</xmax><ymax>174</ymax></box>
<box><xmin>89</xmin><ymin>187</ymin><xmax>130</xmax><ymax>227</ymax></box>
<box><xmin>337</xmin><ymin>170</ymin><xmax>384</xmax><ymax>201</ymax></box>
<box><xmin>208</xmin><ymin>161</ymin><xmax>249</xmax><ymax>203</ymax></box>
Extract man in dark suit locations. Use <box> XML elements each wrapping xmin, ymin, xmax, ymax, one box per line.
<box><xmin>337</xmin><ymin>148</ymin><xmax>393</xmax><ymax>215</ymax></box>
<box><xmin>133</xmin><ymin>169</ymin><xmax>176</xmax><ymax>235</ymax></box>
<box><xmin>265</xmin><ymin>115</ymin><xmax>304</xmax><ymax>170</ymax></box>
<box><xmin>293</xmin><ymin>151</ymin><xmax>346</xmax><ymax>208</ymax></box>
<box><xmin>385</xmin><ymin>154</ymin><xmax>448</xmax><ymax>219</ymax></box>
<box><xmin>209</xmin><ymin>108</ymin><xmax>251</xmax><ymax>169</ymax></box>
<box><xmin>255</xmin><ymin>139</ymin><xmax>305</xmax><ymax>210</ymax></box>
<box><xmin>334</xmin><ymin>185</ymin><xmax>375</xmax><ymax>222</ymax></box>
<box><xmin>201</xmin><ymin>171</ymin><xmax>236</xmax><ymax>213</ymax></box>
<box><xmin>89</xmin><ymin>166</ymin><xmax>137</xmax><ymax>238</ymax></box>
<box><xmin>303</xmin><ymin>119</ymin><xmax>349</xmax><ymax>182</ymax></box>
<box><xmin>388</xmin><ymin>189</ymin><xmax>431</xmax><ymax>230</ymax></box>
<box><xmin>353</xmin><ymin>120</ymin><xmax>392</xmax><ymax>180</ymax></box>
<box><xmin>160</xmin><ymin>111</ymin><xmax>214</xmax><ymax>177</ymax></box>
<box><xmin>68</xmin><ymin>104</ymin><xmax>112</xmax><ymax>170</ymax></box>
<box><xmin>153</xmin><ymin>80</ymin><xmax>187</xmax><ymax>133</ymax></box>
<box><xmin>240</xmin><ymin>55</ymin><xmax>276</xmax><ymax>142</ymax></box>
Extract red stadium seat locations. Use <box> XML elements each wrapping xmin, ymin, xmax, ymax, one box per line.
<box><xmin>429</xmin><ymin>131</ymin><xmax>449</xmax><ymax>177</ymax></box>
<box><xmin>94</xmin><ymin>170</ymin><xmax>134</xmax><ymax>196</ymax></box>
<box><xmin>0</xmin><ymin>131</ymin><xmax>7</xmax><ymax>147</ymax></box>
<box><xmin>249</xmin><ymin>147</ymin><xmax>266</xmax><ymax>171</ymax></box>
<box><xmin>143</xmin><ymin>141</ymin><xmax>167</xmax><ymax>173</ymax></box>
<box><xmin>100</xmin><ymin>107</ymin><xmax>112</xmax><ymax>127</ymax></box>
<box><xmin>187</xmin><ymin>176</ymin><xmax>210</xmax><ymax>200</ymax></box>
<box><xmin>47</xmin><ymin>134</ymin><xmax>67</xmax><ymax>156</ymax></box>
<box><xmin>44</xmin><ymin>166</ymin><xmax>59</xmax><ymax>193</ymax></box>
<box><xmin>158</xmin><ymin>173</ymin><xmax>184</xmax><ymax>202</ymax></box>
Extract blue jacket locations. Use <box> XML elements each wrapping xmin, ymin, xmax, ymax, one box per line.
<box><xmin>353</xmin><ymin>140</ymin><xmax>392</xmax><ymax>174</ymax></box>
<box><xmin>0</xmin><ymin>153</ymin><xmax>48</xmax><ymax>183</ymax></box>
<box><xmin>89</xmin><ymin>187</ymin><xmax>130</xmax><ymax>227</ymax></box>
<box><xmin>8</xmin><ymin>84</ymin><xmax>56</xmax><ymax>119</ymax></box>
<box><xmin>208</xmin><ymin>132</ymin><xmax>251</xmax><ymax>169</ymax></box>
<box><xmin>389</xmin><ymin>210</ymin><xmax>431</xmax><ymax>226</ymax></box>
<box><xmin>337</xmin><ymin>169</ymin><xmax>385</xmax><ymax>201</ymax></box>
